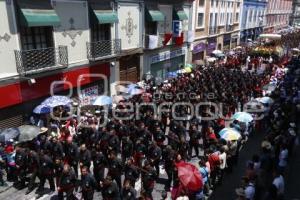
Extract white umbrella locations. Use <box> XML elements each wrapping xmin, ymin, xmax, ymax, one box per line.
<box><xmin>207</xmin><ymin>57</ymin><xmax>217</xmax><ymax>62</ymax></box>
<box><xmin>256</xmin><ymin>97</ymin><xmax>274</xmax><ymax>105</ymax></box>
<box><xmin>228</xmin><ymin>50</ymin><xmax>235</xmax><ymax>55</ymax></box>
<box><xmin>93</xmin><ymin>96</ymin><xmax>112</xmax><ymax>106</ymax></box>
<box><xmin>259</xmin><ymin>34</ymin><xmax>281</xmax><ymax>40</ymax></box>
<box><xmin>212</xmin><ymin>50</ymin><xmax>223</xmax><ymax>54</ymax></box>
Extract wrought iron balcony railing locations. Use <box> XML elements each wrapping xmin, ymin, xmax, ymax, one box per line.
<box><xmin>87</xmin><ymin>39</ymin><xmax>121</xmax><ymax>61</ymax></box>
<box><xmin>209</xmin><ymin>26</ymin><xmax>217</xmax><ymax>35</ymax></box>
<box><xmin>15</xmin><ymin>46</ymin><xmax>68</xmax><ymax>75</ymax></box>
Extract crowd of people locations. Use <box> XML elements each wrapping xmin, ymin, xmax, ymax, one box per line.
<box><xmin>0</xmin><ymin>49</ymin><xmax>299</xmax><ymax>200</ymax></box>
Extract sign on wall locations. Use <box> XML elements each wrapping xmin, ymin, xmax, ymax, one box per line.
<box><xmin>172</xmin><ymin>20</ymin><xmax>182</xmax><ymax>37</ymax></box>
<box><xmin>151</xmin><ymin>48</ymin><xmax>186</xmax><ymax>64</ymax></box>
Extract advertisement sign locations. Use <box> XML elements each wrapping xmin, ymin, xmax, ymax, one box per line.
<box><xmin>173</xmin><ymin>20</ymin><xmax>182</xmax><ymax>37</ymax></box>
<box><xmin>151</xmin><ymin>48</ymin><xmax>186</xmax><ymax>64</ymax></box>
<box><xmin>80</xmin><ymin>85</ymin><xmax>99</xmax><ymax>106</ymax></box>
<box><xmin>193</xmin><ymin>42</ymin><xmax>206</xmax><ymax>54</ymax></box>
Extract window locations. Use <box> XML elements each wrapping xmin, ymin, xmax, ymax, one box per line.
<box><xmin>91</xmin><ymin>24</ymin><xmax>111</xmax><ymax>42</ymax></box>
<box><xmin>215</xmin><ymin>13</ymin><xmax>218</xmax><ymax>26</ymax></box>
<box><xmin>20</xmin><ymin>27</ymin><xmax>53</xmax><ymax>50</ymax></box>
<box><xmin>237</xmin><ymin>2</ymin><xmax>240</xmax><ymax>8</ymax></box>
<box><xmin>197</xmin><ymin>13</ymin><xmax>204</xmax><ymax>27</ymax></box>
<box><xmin>199</xmin><ymin>0</ymin><xmax>205</xmax><ymax>7</ymax></box>
<box><xmin>145</xmin><ymin>22</ymin><xmax>157</xmax><ymax>35</ymax></box>
<box><xmin>210</xmin><ymin>13</ymin><xmax>214</xmax><ymax>26</ymax></box>
<box><xmin>235</xmin><ymin>12</ymin><xmax>239</xmax><ymax>22</ymax></box>
<box><xmin>211</xmin><ymin>0</ymin><xmax>214</xmax><ymax>7</ymax></box>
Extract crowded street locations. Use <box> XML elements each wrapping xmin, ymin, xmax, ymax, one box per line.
<box><xmin>0</xmin><ymin>0</ymin><xmax>300</xmax><ymax>200</ymax></box>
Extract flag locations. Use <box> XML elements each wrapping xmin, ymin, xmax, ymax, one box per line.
<box><xmin>175</xmin><ymin>32</ymin><xmax>184</xmax><ymax>46</ymax></box>
<box><xmin>149</xmin><ymin>35</ymin><xmax>158</xmax><ymax>49</ymax></box>
<box><xmin>163</xmin><ymin>33</ymin><xmax>172</xmax><ymax>46</ymax></box>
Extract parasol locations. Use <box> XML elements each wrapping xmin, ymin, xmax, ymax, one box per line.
<box><xmin>176</xmin><ymin>162</ymin><xmax>203</xmax><ymax>191</ymax></box>
<box><xmin>33</xmin><ymin>104</ymin><xmax>51</xmax><ymax>114</ymax></box>
<box><xmin>41</xmin><ymin>95</ymin><xmax>72</xmax><ymax>108</ymax></box>
<box><xmin>18</xmin><ymin>125</ymin><xmax>41</xmax><ymax>142</ymax></box>
<box><xmin>93</xmin><ymin>96</ymin><xmax>113</xmax><ymax>106</ymax></box>
<box><xmin>0</xmin><ymin>128</ymin><xmax>20</xmax><ymax>143</ymax></box>
<box><xmin>232</xmin><ymin>112</ymin><xmax>254</xmax><ymax>124</ymax></box>
<box><xmin>218</xmin><ymin>128</ymin><xmax>241</xmax><ymax>141</ymax></box>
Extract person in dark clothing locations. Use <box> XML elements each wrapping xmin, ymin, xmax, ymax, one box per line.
<box><xmin>124</xmin><ymin>158</ymin><xmax>140</xmax><ymax>187</ymax></box>
<box><xmin>188</xmin><ymin>123</ymin><xmax>201</xmax><ymax>158</ymax></box>
<box><xmin>141</xmin><ymin>160</ymin><xmax>157</xmax><ymax>200</ymax></box>
<box><xmin>54</xmin><ymin>157</ymin><xmax>64</xmax><ymax>187</ymax></box>
<box><xmin>121</xmin><ymin>136</ymin><xmax>134</xmax><ymax>163</ymax></box>
<box><xmin>38</xmin><ymin>151</ymin><xmax>55</xmax><ymax>192</ymax></box>
<box><xmin>51</xmin><ymin>137</ymin><xmax>64</xmax><ymax>160</ymax></box>
<box><xmin>80</xmin><ymin>166</ymin><xmax>97</xmax><ymax>200</ymax></box>
<box><xmin>108</xmin><ymin>128</ymin><xmax>120</xmax><ymax>153</ymax></box>
<box><xmin>15</xmin><ymin>146</ymin><xmax>28</xmax><ymax>188</ymax></box>
<box><xmin>26</xmin><ymin>150</ymin><xmax>40</xmax><ymax>194</ymax></box>
<box><xmin>65</xmin><ymin>137</ymin><xmax>79</xmax><ymax>177</ymax></box>
<box><xmin>162</xmin><ymin>145</ymin><xmax>176</xmax><ymax>190</ymax></box>
<box><xmin>57</xmin><ymin>164</ymin><xmax>77</xmax><ymax>200</ymax></box>
<box><xmin>122</xmin><ymin>179</ymin><xmax>137</xmax><ymax>200</ymax></box>
<box><xmin>108</xmin><ymin>151</ymin><xmax>123</xmax><ymax>190</ymax></box>
<box><xmin>100</xmin><ymin>176</ymin><xmax>121</xmax><ymax>200</ymax></box>
<box><xmin>148</xmin><ymin>142</ymin><xmax>162</xmax><ymax>177</ymax></box>
<box><xmin>79</xmin><ymin>144</ymin><xmax>92</xmax><ymax>170</ymax></box>
<box><xmin>92</xmin><ymin>148</ymin><xmax>106</xmax><ymax>188</ymax></box>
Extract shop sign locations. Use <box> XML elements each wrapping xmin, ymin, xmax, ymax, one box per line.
<box><xmin>151</xmin><ymin>48</ymin><xmax>186</xmax><ymax>64</ymax></box>
<box><xmin>193</xmin><ymin>42</ymin><xmax>206</xmax><ymax>54</ymax></box>
<box><xmin>79</xmin><ymin>85</ymin><xmax>99</xmax><ymax>105</ymax></box>
<box><xmin>172</xmin><ymin>20</ymin><xmax>182</xmax><ymax>37</ymax></box>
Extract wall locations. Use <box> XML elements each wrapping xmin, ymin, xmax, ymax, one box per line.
<box><xmin>118</xmin><ymin>2</ymin><xmax>142</xmax><ymax>50</ymax></box>
<box><xmin>53</xmin><ymin>0</ymin><xmax>89</xmax><ymax>66</ymax></box>
<box><xmin>0</xmin><ymin>0</ymin><xmax>20</xmax><ymax>79</ymax></box>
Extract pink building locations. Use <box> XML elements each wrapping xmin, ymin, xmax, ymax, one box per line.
<box><xmin>264</xmin><ymin>0</ymin><xmax>293</xmax><ymax>33</ymax></box>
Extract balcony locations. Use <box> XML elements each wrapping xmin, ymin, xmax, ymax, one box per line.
<box><xmin>15</xmin><ymin>46</ymin><xmax>68</xmax><ymax>75</ymax></box>
<box><xmin>144</xmin><ymin>34</ymin><xmax>164</xmax><ymax>49</ymax></box>
<box><xmin>209</xmin><ymin>26</ymin><xmax>218</xmax><ymax>35</ymax></box>
<box><xmin>87</xmin><ymin>39</ymin><xmax>121</xmax><ymax>61</ymax></box>
<box><xmin>225</xmin><ymin>25</ymin><xmax>234</xmax><ymax>32</ymax></box>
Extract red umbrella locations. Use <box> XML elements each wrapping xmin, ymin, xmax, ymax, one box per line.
<box><xmin>175</xmin><ymin>162</ymin><xmax>203</xmax><ymax>191</ymax></box>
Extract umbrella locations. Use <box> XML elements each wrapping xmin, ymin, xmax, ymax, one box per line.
<box><xmin>232</xmin><ymin>112</ymin><xmax>254</xmax><ymax>124</ymax></box>
<box><xmin>129</xmin><ymin>88</ymin><xmax>144</xmax><ymax>96</ymax></box>
<box><xmin>18</xmin><ymin>125</ymin><xmax>41</xmax><ymax>142</ymax></box>
<box><xmin>41</xmin><ymin>95</ymin><xmax>72</xmax><ymax>108</ymax></box>
<box><xmin>259</xmin><ymin>34</ymin><xmax>281</xmax><ymax>40</ymax></box>
<box><xmin>212</xmin><ymin>50</ymin><xmax>223</xmax><ymax>54</ymax></box>
<box><xmin>112</xmin><ymin>95</ymin><xmax>126</xmax><ymax>103</ymax></box>
<box><xmin>218</xmin><ymin>128</ymin><xmax>241</xmax><ymax>141</ymax></box>
<box><xmin>176</xmin><ymin>162</ymin><xmax>203</xmax><ymax>191</ymax></box>
<box><xmin>185</xmin><ymin>63</ymin><xmax>194</xmax><ymax>68</ymax></box>
<box><xmin>292</xmin><ymin>48</ymin><xmax>300</xmax><ymax>52</ymax></box>
<box><xmin>33</xmin><ymin>104</ymin><xmax>51</xmax><ymax>114</ymax></box>
<box><xmin>256</xmin><ymin>97</ymin><xmax>274</xmax><ymax>105</ymax></box>
<box><xmin>127</xmin><ymin>84</ymin><xmax>139</xmax><ymax>92</ymax></box>
<box><xmin>166</xmin><ymin>71</ymin><xmax>178</xmax><ymax>78</ymax></box>
<box><xmin>228</xmin><ymin>50</ymin><xmax>235</xmax><ymax>55</ymax></box>
<box><xmin>93</xmin><ymin>96</ymin><xmax>112</xmax><ymax>106</ymax></box>
<box><xmin>115</xmin><ymin>85</ymin><xmax>128</xmax><ymax>93</ymax></box>
<box><xmin>207</xmin><ymin>57</ymin><xmax>217</xmax><ymax>62</ymax></box>
<box><xmin>184</xmin><ymin>67</ymin><xmax>192</xmax><ymax>73</ymax></box>
<box><xmin>262</xmin><ymin>83</ymin><xmax>276</xmax><ymax>92</ymax></box>
<box><xmin>0</xmin><ymin>128</ymin><xmax>20</xmax><ymax>143</ymax></box>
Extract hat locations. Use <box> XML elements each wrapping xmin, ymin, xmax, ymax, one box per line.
<box><xmin>289</xmin><ymin>122</ymin><xmax>296</xmax><ymax>128</ymax></box>
<box><xmin>235</xmin><ymin>188</ymin><xmax>245</xmax><ymax>196</ymax></box>
<box><xmin>261</xmin><ymin>141</ymin><xmax>272</xmax><ymax>150</ymax></box>
<box><xmin>39</xmin><ymin>127</ymin><xmax>48</xmax><ymax>134</ymax></box>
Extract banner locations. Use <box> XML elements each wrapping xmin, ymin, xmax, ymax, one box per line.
<box><xmin>149</xmin><ymin>35</ymin><xmax>158</xmax><ymax>49</ymax></box>
<box><xmin>163</xmin><ymin>33</ymin><xmax>173</xmax><ymax>46</ymax></box>
<box><xmin>173</xmin><ymin>20</ymin><xmax>182</xmax><ymax>37</ymax></box>
<box><xmin>187</xmin><ymin>31</ymin><xmax>194</xmax><ymax>43</ymax></box>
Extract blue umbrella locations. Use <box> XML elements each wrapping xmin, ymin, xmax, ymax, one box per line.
<box><xmin>127</xmin><ymin>84</ymin><xmax>138</xmax><ymax>92</ymax></box>
<box><xmin>0</xmin><ymin>128</ymin><xmax>20</xmax><ymax>143</ymax></box>
<box><xmin>33</xmin><ymin>104</ymin><xmax>51</xmax><ymax>114</ymax></box>
<box><xmin>166</xmin><ymin>71</ymin><xmax>178</xmax><ymax>79</ymax></box>
<box><xmin>41</xmin><ymin>95</ymin><xmax>72</xmax><ymax>108</ymax></box>
<box><xmin>218</xmin><ymin>128</ymin><xmax>241</xmax><ymax>141</ymax></box>
<box><xmin>129</xmin><ymin>88</ymin><xmax>144</xmax><ymax>96</ymax></box>
<box><xmin>232</xmin><ymin>112</ymin><xmax>254</xmax><ymax>124</ymax></box>
<box><xmin>93</xmin><ymin>96</ymin><xmax>112</xmax><ymax>106</ymax></box>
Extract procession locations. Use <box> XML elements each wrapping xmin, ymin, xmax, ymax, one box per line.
<box><xmin>0</xmin><ymin>0</ymin><xmax>300</xmax><ymax>200</ymax></box>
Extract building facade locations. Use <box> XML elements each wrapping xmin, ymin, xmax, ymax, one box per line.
<box><xmin>191</xmin><ymin>0</ymin><xmax>241</xmax><ymax>62</ymax></box>
<box><xmin>290</xmin><ymin>0</ymin><xmax>300</xmax><ymax>26</ymax></box>
<box><xmin>264</xmin><ymin>0</ymin><xmax>293</xmax><ymax>33</ymax></box>
<box><xmin>0</xmin><ymin>0</ymin><xmax>142</xmax><ymax>128</ymax></box>
<box><xmin>142</xmin><ymin>0</ymin><xmax>193</xmax><ymax>82</ymax></box>
<box><xmin>240</xmin><ymin>0</ymin><xmax>267</xmax><ymax>43</ymax></box>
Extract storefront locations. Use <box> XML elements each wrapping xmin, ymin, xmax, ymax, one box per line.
<box><xmin>150</xmin><ymin>48</ymin><xmax>186</xmax><ymax>81</ymax></box>
<box><xmin>192</xmin><ymin>41</ymin><xmax>206</xmax><ymax>62</ymax></box>
<box><xmin>207</xmin><ymin>38</ymin><xmax>217</xmax><ymax>56</ymax></box>
<box><xmin>223</xmin><ymin>34</ymin><xmax>231</xmax><ymax>50</ymax></box>
<box><xmin>0</xmin><ymin>63</ymin><xmax>110</xmax><ymax>129</ymax></box>
<box><xmin>231</xmin><ymin>34</ymin><xmax>239</xmax><ymax>49</ymax></box>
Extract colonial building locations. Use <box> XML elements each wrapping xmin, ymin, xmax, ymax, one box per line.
<box><xmin>290</xmin><ymin>0</ymin><xmax>300</xmax><ymax>26</ymax></box>
<box><xmin>191</xmin><ymin>0</ymin><xmax>241</xmax><ymax>62</ymax></box>
<box><xmin>264</xmin><ymin>0</ymin><xmax>293</xmax><ymax>33</ymax></box>
<box><xmin>142</xmin><ymin>0</ymin><xmax>193</xmax><ymax>82</ymax></box>
<box><xmin>240</xmin><ymin>0</ymin><xmax>267</xmax><ymax>43</ymax></box>
<box><xmin>0</xmin><ymin>0</ymin><xmax>145</xmax><ymax>128</ymax></box>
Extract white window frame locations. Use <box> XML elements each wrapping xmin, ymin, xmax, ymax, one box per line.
<box><xmin>196</xmin><ymin>12</ymin><xmax>205</xmax><ymax>28</ymax></box>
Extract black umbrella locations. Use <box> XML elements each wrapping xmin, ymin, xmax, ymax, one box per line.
<box><xmin>18</xmin><ymin>125</ymin><xmax>41</xmax><ymax>142</ymax></box>
<box><xmin>0</xmin><ymin>128</ymin><xmax>20</xmax><ymax>143</ymax></box>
